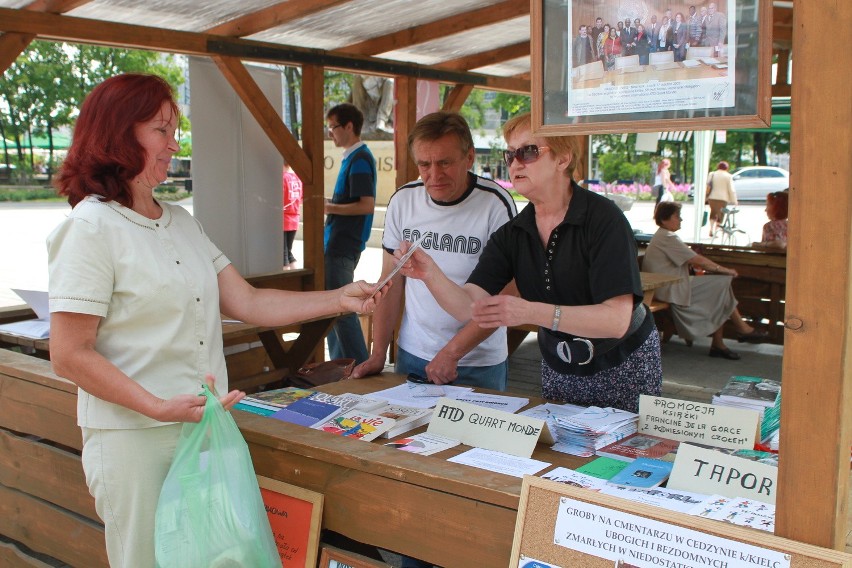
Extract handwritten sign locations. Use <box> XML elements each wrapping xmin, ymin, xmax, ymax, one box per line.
<box><xmin>257</xmin><ymin>477</ymin><xmax>323</xmax><ymax>567</ymax></box>
<box><xmin>668</xmin><ymin>443</ymin><xmax>778</xmax><ymax>505</ymax></box>
<box><xmin>639</xmin><ymin>395</ymin><xmax>759</xmax><ymax>450</ymax></box>
<box><xmin>427</xmin><ymin>397</ymin><xmax>545</xmax><ymax>458</ymax></box>
<box><xmin>554</xmin><ymin>496</ymin><xmax>789</xmax><ymax>568</ymax></box>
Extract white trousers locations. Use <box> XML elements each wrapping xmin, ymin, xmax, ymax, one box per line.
<box><xmin>81</xmin><ymin>423</ymin><xmax>182</xmax><ymax>568</ymax></box>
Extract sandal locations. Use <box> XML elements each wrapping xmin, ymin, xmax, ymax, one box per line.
<box><xmin>709</xmin><ymin>347</ymin><xmax>740</xmax><ymax>360</ymax></box>
<box><xmin>737</xmin><ymin>329</ymin><xmax>769</xmax><ymax>343</ymax></box>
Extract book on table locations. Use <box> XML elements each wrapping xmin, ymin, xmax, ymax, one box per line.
<box><xmin>244</xmin><ymin>387</ymin><xmax>316</xmax><ymax>408</ymax></box>
<box><xmin>596</xmin><ymin>432</ymin><xmax>680</xmax><ymax>462</ymax></box>
<box><xmin>712</xmin><ymin>376</ymin><xmax>780</xmax><ymax>414</ymax></box>
<box><xmin>315</xmin><ymin>409</ymin><xmax>397</xmax><ymax>441</ymax></box>
<box><xmin>606</xmin><ymin>457</ymin><xmax>674</xmax><ymax>489</ymax></box>
<box><xmin>373</xmin><ymin>403</ymin><xmax>434</xmax><ymax>438</ymax></box>
<box><xmin>575</xmin><ymin>456</ymin><xmax>631</xmax><ymax>480</ymax></box>
<box><xmin>269</xmin><ymin>397</ymin><xmax>342</xmax><ymax>427</ymax></box>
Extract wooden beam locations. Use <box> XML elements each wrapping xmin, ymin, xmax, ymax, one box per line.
<box><xmin>0</xmin><ymin>33</ymin><xmax>34</xmax><ymax>74</ymax></box>
<box><xmin>338</xmin><ymin>0</ymin><xmax>530</xmax><ymax>56</ymax></box>
<box><xmin>204</xmin><ymin>0</ymin><xmax>351</xmax><ymax>37</ymax></box>
<box><xmin>437</xmin><ymin>42</ymin><xmax>530</xmax><ymax>72</ymax></box>
<box><xmin>0</xmin><ymin>8</ymin><xmax>529</xmax><ymax>93</ymax></box>
<box><xmin>441</xmin><ymin>84</ymin><xmax>474</xmax><ymax>112</ymax></box>
<box><xmin>776</xmin><ymin>0</ymin><xmax>852</xmax><ymax>550</ymax></box>
<box><xmin>210</xmin><ymin>55</ymin><xmax>312</xmax><ymax>184</ymax></box>
<box><xmin>0</xmin><ymin>0</ymin><xmax>93</xmax><ymax>73</ymax></box>
<box><xmin>300</xmin><ymin>65</ymin><xmax>325</xmax><ymax>287</ymax></box>
<box><xmin>393</xmin><ymin>76</ymin><xmax>418</xmax><ymax>191</ymax></box>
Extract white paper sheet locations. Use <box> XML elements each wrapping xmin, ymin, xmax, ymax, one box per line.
<box><xmin>452</xmin><ymin>392</ymin><xmax>529</xmax><ymax>414</ymax></box>
<box><xmin>368</xmin><ymin>383</ymin><xmax>473</xmax><ymax>409</ymax></box>
<box><xmin>447</xmin><ymin>447</ymin><xmax>550</xmax><ymax>478</ymax></box>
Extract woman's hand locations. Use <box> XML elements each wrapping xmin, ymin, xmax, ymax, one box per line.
<box><xmin>470</xmin><ymin>295</ymin><xmax>531</xmax><ymax>328</ymax></box>
<box><xmin>339</xmin><ymin>279</ymin><xmax>391</xmax><ymax>314</ymax></box>
<box><xmin>150</xmin><ymin>374</ymin><xmax>245</xmax><ymax>423</ymax></box>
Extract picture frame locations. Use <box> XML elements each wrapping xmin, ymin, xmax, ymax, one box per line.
<box><xmin>256</xmin><ymin>476</ymin><xmax>324</xmax><ymax>568</ymax></box>
<box><xmin>318</xmin><ymin>545</ymin><xmax>390</xmax><ymax>568</ymax></box>
<box><xmin>532</xmin><ymin>0</ymin><xmax>772</xmax><ymax>135</ymax></box>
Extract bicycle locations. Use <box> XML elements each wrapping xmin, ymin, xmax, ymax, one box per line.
<box><xmin>710</xmin><ymin>206</ymin><xmax>749</xmax><ymax>246</ymax></box>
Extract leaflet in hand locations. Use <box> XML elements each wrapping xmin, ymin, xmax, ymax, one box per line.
<box><xmin>368</xmin><ymin>232</ymin><xmax>429</xmax><ymax>299</ymax></box>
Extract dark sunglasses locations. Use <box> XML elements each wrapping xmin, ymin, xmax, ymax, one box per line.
<box><xmin>503</xmin><ymin>144</ymin><xmax>550</xmax><ymax>167</ymax></box>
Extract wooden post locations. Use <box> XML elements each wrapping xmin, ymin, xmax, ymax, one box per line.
<box><xmin>300</xmin><ymin>64</ymin><xmax>325</xmax><ymax>290</ymax></box>
<box><xmin>393</xmin><ymin>75</ymin><xmax>418</xmax><ymax>190</ymax></box>
<box><xmin>776</xmin><ymin>1</ymin><xmax>852</xmax><ymax>549</ymax></box>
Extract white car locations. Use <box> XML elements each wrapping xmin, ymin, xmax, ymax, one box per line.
<box><xmin>731</xmin><ymin>166</ymin><xmax>790</xmax><ymax>201</ymax></box>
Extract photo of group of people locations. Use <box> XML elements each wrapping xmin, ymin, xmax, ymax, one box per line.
<box><xmin>541</xmin><ymin>0</ymin><xmax>755</xmax><ymax>125</ymax></box>
<box><xmin>566</xmin><ymin>1</ymin><xmax>736</xmax><ymax>118</ymax></box>
<box><xmin>572</xmin><ymin>2</ymin><xmax>728</xmax><ymax>70</ymax></box>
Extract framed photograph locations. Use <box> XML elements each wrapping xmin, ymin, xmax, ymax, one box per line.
<box><xmin>318</xmin><ymin>545</ymin><xmax>390</xmax><ymax>568</ymax></box>
<box><xmin>532</xmin><ymin>0</ymin><xmax>772</xmax><ymax>135</ymax></box>
<box><xmin>257</xmin><ymin>476</ymin><xmax>324</xmax><ymax>568</ymax></box>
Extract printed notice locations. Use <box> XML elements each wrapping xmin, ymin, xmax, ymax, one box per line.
<box><xmin>447</xmin><ymin>448</ymin><xmax>550</xmax><ymax>478</ymax></box>
<box><xmin>554</xmin><ymin>497</ymin><xmax>790</xmax><ymax>568</ymax></box>
<box><xmin>638</xmin><ymin>395</ymin><xmax>759</xmax><ymax>450</ymax></box>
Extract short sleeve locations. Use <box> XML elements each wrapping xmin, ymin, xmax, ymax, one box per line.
<box><xmin>47</xmin><ymin>217</ymin><xmax>113</xmax><ymax>317</ymax></box>
<box><xmin>657</xmin><ymin>232</ymin><xmax>696</xmax><ymax>267</ymax></box>
<box><xmin>347</xmin><ymin>156</ymin><xmax>376</xmax><ymax>199</ymax></box>
<box><xmin>467</xmin><ymin>224</ymin><xmax>514</xmax><ymax>295</ymax></box>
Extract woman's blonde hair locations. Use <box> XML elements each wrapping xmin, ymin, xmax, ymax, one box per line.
<box><xmin>502</xmin><ymin>113</ymin><xmax>582</xmax><ymax>178</ymax></box>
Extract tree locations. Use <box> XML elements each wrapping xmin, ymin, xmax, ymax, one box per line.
<box><xmin>490</xmin><ymin>92</ymin><xmax>530</xmax><ymax>117</ymax></box>
<box><xmin>0</xmin><ymin>41</ymin><xmax>185</xmax><ymax>182</ymax></box>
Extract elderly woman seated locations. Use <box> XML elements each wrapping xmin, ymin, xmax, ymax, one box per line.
<box><xmin>642</xmin><ymin>202</ymin><xmax>768</xmax><ymax>360</ymax></box>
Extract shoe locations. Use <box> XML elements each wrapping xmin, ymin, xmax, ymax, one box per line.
<box><xmin>709</xmin><ymin>347</ymin><xmax>740</xmax><ymax>360</ymax></box>
<box><xmin>737</xmin><ymin>329</ymin><xmax>769</xmax><ymax>343</ymax></box>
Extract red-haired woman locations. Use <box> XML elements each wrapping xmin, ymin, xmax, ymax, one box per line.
<box><xmin>753</xmin><ymin>190</ymin><xmax>788</xmax><ymax>250</ymax></box>
<box><xmin>47</xmin><ymin>74</ymin><xmax>387</xmax><ymax>568</ymax></box>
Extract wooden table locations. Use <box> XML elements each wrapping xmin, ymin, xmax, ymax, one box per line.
<box><xmin>506</xmin><ymin>271</ymin><xmax>684</xmax><ymax>353</ymax></box>
<box><xmin>237</xmin><ymin>373</ymin><xmax>589</xmax><ymax>567</ymax></box>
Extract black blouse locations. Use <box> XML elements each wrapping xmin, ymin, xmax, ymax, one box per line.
<box><xmin>467</xmin><ymin>183</ymin><xmax>651</xmax><ymax>375</ymax></box>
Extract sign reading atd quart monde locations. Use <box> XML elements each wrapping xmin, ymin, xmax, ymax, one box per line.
<box><xmin>427</xmin><ymin>397</ymin><xmax>548</xmax><ymax>458</ymax></box>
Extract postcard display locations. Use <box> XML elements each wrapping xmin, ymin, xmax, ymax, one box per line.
<box><xmin>509</xmin><ymin>478</ymin><xmax>851</xmax><ymax>568</ymax></box>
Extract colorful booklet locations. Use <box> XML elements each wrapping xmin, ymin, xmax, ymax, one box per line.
<box><xmin>269</xmin><ymin>398</ymin><xmax>341</xmax><ymax>428</ymax></box>
<box><xmin>574</xmin><ymin>457</ymin><xmax>631</xmax><ymax>480</ymax></box>
<box><xmin>596</xmin><ymin>432</ymin><xmax>680</xmax><ymax>462</ymax></box>
<box><xmin>606</xmin><ymin>457</ymin><xmax>673</xmax><ymax>489</ymax></box>
<box><xmin>233</xmin><ymin>400</ymin><xmax>278</xmax><ymax>416</ymax></box>
<box><xmin>316</xmin><ymin>409</ymin><xmax>396</xmax><ymax>442</ymax></box>
<box><xmin>245</xmin><ymin>387</ymin><xmax>316</xmax><ymax>408</ymax></box>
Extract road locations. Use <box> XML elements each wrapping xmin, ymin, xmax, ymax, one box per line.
<box><xmin>0</xmin><ymin>197</ymin><xmax>771</xmax><ymax>309</ymax></box>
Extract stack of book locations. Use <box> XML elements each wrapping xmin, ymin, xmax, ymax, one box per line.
<box><xmin>234</xmin><ymin>386</ymin><xmax>434</xmax><ymax>440</ymax></box>
<box><xmin>549</xmin><ymin>406</ymin><xmax>639</xmax><ymax>457</ymax></box>
<box><xmin>711</xmin><ymin>376</ymin><xmax>780</xmax><ymax>416</ymax></box>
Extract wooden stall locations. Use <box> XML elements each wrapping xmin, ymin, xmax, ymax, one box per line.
<box><xmin>0</xmin><ymin>0</ymin><xmax>850</xmax><ymax>565</ymax></box>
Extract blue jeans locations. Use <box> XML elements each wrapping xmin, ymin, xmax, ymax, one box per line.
<box><xmin>395</xmin><ymin>347</ymin><xmax>508</xmax><ymax>391</ymax></box>
<box><xmin>325</xmin><ymin>253</ymin><xmax>369</xmax><ymax>364</ymax></box>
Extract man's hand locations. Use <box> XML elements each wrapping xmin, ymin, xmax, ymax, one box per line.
<box><xmin>339</xmin><ymin>280</ymin><xmax>391</xmax><ymax>314</ymax></box>
<box><xmin>425</xmin><ymin>350</ymin><xmax>460</xmax><ymax>385</ymax></box>
<box><xmin>352</xmin><ymin>353</ymin><xmax>386</xmax><ymax>379</ymax></box>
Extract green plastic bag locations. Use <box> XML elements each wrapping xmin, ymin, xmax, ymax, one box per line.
<box><xmin>154</xmin><ymin>385</ymin><xmax>281</xmax><ymax>568</ymax></box>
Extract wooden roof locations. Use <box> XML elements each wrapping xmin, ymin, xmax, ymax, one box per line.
<box><xmin>0</xmin><ymin>0</ymin><xmax>793</xmax><ymax>95</ymax></box>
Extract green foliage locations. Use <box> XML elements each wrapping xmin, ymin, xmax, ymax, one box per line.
<box><xmin>491</xmin><ymin>93</ymin><xmax>530</xmax><ymax>117</ymax></box>
<box><xmin>1</xmin><ymin>41</ymin><xmax>186</xmax><ymax>172</ymax></box>
<box><xmin>0</xmin><ymin>187</ymin><xmax>59</xmax><ymax>201</ymax></box>
<box><xmin>324</xmin><ymin>71</ymin><xmax>353</xmax><ymax>109</ymax></box>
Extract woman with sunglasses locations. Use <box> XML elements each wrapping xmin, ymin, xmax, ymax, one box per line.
<box><xmin>400</xmin><ymin>113</ymin><xmax>661</xmax><ymax>412</ymax></box>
